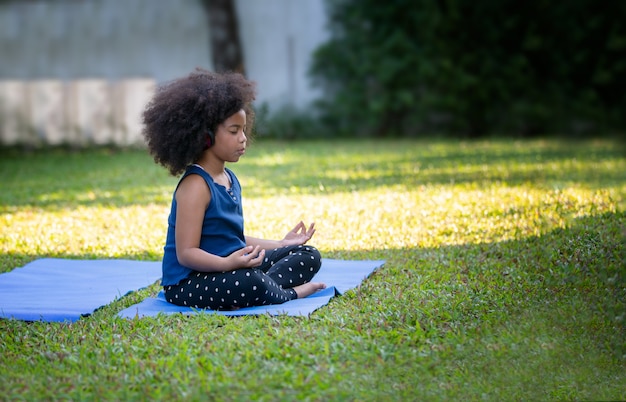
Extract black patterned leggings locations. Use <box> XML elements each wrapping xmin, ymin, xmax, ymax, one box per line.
<box><xmin>164</xmin><ymin>245</ymin><xmax>322</xmax><ymax>310</ymax></box>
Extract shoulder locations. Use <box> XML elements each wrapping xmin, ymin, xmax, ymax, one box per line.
<box><xmin>176</xmin><ymin>173</ymin><xmax>211</xmax><ymax>205</ymax></box>
<box><xmin>177</xmin><ymin>165</ymin><xmax>213</xmax><ymax>190</ymax></box>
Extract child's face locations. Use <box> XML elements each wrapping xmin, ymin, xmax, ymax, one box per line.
<box><xmin>213</xmin><ymin>109</ymin><xmax>247</xmax><ymax>162</ymax></box>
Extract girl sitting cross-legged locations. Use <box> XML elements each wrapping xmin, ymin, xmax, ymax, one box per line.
<box><xmin>142</xmin><ymin>69</ymin><xmax>326</xmax><ymax>310</ymax></box>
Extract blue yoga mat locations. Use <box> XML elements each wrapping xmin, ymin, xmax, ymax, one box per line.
<box><xmin>0</xmin><ymin>258</ymin><xmax>162</xmax><ymax>322</ymax></box>
<box><xmin>118</xmin><ymin>258</ymin><xmax>385</xmax><ymax>318</ymax></box>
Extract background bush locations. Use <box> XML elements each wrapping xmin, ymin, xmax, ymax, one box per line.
<box><xmin>254</xmin><ymin>103</ymin><xmax>329</xmax><ymax>140</ymax></box>
<box><xmin>308</xmin><ymin>0</ymin><xmax>626</xmax><ymax>138</ymax></box>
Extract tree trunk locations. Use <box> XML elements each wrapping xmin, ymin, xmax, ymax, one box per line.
<box><xmin>202</xmin><ymin>0</ymin><xmax>245</xmax><ymax>74</ymax></box>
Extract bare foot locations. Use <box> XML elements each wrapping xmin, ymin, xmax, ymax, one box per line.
<box><xmin>293</xmin><ymin>282</ymin><xmax>326</xmax><ymax>298</ymax></box>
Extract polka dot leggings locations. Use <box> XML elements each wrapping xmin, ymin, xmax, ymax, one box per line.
<box><xmin>164</xmin><ymin>245</ymin><xmax>322</xmax><ymax>310</ymax></box>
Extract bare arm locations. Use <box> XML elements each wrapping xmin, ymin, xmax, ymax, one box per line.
<box><xmin>246</xmin><ymin>221</ymin><xmax>316</xmax><ymax>250</ymax></box>
<box><xmin>245</xmin><ymin>236</ymin><xmax>283</xmax><ymax>250</ymax></box>
<box><xmin>175</xmin><ymin>174</ymin><xmax>263</xmax><ymax>272</ymax></box>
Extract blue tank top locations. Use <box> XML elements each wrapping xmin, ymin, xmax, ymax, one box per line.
<box><xmin>161</xmin><ymin>165</ymin><xmax>246</xmax><ymax>286</ymax></box>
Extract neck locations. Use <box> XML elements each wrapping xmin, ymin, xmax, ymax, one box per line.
<box><xmin>194</xmin><ymin>154</ymin><xmax>225</xmax><ymax>177</ymax></box>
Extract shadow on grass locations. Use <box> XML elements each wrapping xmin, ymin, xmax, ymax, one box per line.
<box><xmin>237</xmin><ymin>139</ymin><xmax>626</xmax><ymax>197</ymax></box>
<box><xmin>0</xmin><ymin>139</ymin><xmax>624</xmax><ymax>210</ymax></box>
<box><xmin>325</xmin><ymin>211</ymin><xmax>625</xmax><ymax>360</ymax></box>
<box><xmin>0</xmin><ymin>148</ymin><xmax>178</xmax><ymax>211</ymax></box>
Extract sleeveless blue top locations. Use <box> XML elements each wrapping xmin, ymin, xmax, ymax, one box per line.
<box><xmin>161</xmin><ymin>165</ymin><xmax>246</xmax><ymax>286</ymax></box>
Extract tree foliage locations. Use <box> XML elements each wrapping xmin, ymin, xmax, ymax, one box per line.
<box><xmin>309</xmin><ymin>0</ymin><xmax>626</xmax><ymax>137</ymax></box>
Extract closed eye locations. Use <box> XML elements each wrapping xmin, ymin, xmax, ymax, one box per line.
<box><xmin>229</xmin><ymin>125</ymin><xmax>246</xmax><ymax>135</ymax></box>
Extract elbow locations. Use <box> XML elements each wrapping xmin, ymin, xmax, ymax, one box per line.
<box><xmin>175</xmin><ymin>247</ymin><xmax>195</xmax><ymax>270</ymax></box>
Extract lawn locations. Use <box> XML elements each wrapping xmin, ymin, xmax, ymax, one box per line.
<box><xmin>0</xmin><ymin>138</ymin><xmax>624</xmax><ymax>401</ymax></box>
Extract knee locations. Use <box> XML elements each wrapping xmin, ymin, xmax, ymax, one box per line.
<box><xmin>302</xmin><ymin>245</ymin><xmax>322</xmax><ymax>267</ymax></box>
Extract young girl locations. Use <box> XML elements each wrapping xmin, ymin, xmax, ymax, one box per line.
<box><xmin>142</xmin><ymin>69</ymin><xmax>326</xmax><ymax>310</ymax></box>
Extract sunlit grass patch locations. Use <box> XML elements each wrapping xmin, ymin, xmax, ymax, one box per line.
<box><xmin>0</xmin><ymin>205</ymin><xmax>167</xmax><ymax>264</ymax></box>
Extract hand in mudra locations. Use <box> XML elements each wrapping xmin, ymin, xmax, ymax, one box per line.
<box><xmin>226</xmin><ymin>245</ymin><xmax>265</xmax><ymax>270</ymax></box>
<box><xmin>281</xmin><ymin>221</ymin><xmax>316</xmax><ymax>247</ymax></box>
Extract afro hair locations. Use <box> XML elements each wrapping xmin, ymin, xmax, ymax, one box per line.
<box><xmin>142</xmin><ymin>69</ymin><xmax>256</xmax><ymax>176</ymax></box>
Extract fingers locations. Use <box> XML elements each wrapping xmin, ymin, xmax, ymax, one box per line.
<box><xmin>241</xmin><ymin>245</ymin><xmax>260</xmax><ymax>257</ymax></box>
<box><xmin>245</xmin><ymin>254</ymin><xmax>264</xmax><ymax>268</ymax></box>
<box><xmin>294</xmin><ymin>221</ymin><xmax>315</xmax><ymax>234</ymax></box>
<box><xmin>245</xmin><ymin>246</ymin><xmax>264</xmax><ymax>267</ymax></box>
<box><xmin>292</xmin><ymin>221</ymin><xmax>305</xmax><ymax>234</ymax></box>
<box><xmin>306</xmin><ymin>222</ymin><xmax>316</xmax><ymax>237</ymax></box>
<box><xmin>237</xmin><ymin>245</ymin><xmax>256</xmax><ymax>257</ymax></box>
<box><xmin>282</xmin><ymin>221</ymin><xmax>317</xmax><ymax>246</ymax></box>
<box><xmin>291</xmin><ymin>221</ymin><xmax>316</xmax><ymax>244</ymax></box>
<box><xmin>236</xmin><ymin>245</ymin><xmax>265</xmax><ymax>267</ymax></box>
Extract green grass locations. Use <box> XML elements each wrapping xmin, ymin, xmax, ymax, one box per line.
<box><xmin>0</xmin><ymin>139</ymin><xmax>624</xmax><ymax>401</ymax></box>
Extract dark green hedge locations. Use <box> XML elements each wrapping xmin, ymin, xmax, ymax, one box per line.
<box><xmin>309</xmin><ymin>0</ymin><xmax>626</xmax><ymax>137</ymax></box>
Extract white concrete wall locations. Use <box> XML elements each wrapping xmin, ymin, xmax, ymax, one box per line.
<box><xmin>0</xmin><ymin>78</ymin><xmax>155</xmax><ymax>147</ymax></box>
<box><xmin>0</xmin><ymin>0</ymin><xmax>213</xmax><ymax>82</ymax></box>
<box><xmin>0</xmin><ymin>0</ymin><xmax>329</xmax><ymax>146</ymax></box>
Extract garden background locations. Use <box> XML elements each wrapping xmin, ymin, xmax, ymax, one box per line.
<box><xmin>1</xmin><ymin>0</ymin><xmax>625</xmax><ymax>400</ymax></box>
